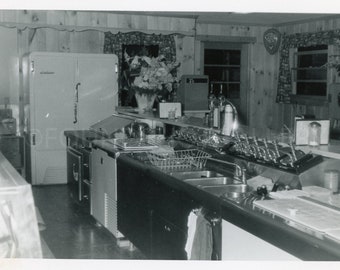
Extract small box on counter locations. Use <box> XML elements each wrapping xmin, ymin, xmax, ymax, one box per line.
<box><xmin>158</xmin><ymin>102</ymin><xmax>182</xmax><ymax>118</ymax></box>
<box><xmin>294</xmin><ymin>119</ymin><xmax>330</xmax><ymax>145</ymax></box>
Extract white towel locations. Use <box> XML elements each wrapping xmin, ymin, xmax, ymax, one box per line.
<box><xmin>185</xmin><ymin>210</ymin><xmax>198</xmax><ymax>259</ymax></box>
<box><xmin>190</xmin><ymin>213</ymin><xmax>213</xmax><ymax>260</ymax></box>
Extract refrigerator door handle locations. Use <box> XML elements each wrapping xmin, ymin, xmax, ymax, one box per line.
<box><xmin>31</xmin><ymin>134</ymin><xmax>36</xmax><ymax>146</ymax></box>
<box><xmin>73</xmin><ymin>83</ymin><xmax>81</xmax><ymax>124</ymax></box>
<box><xmin>75</xmin><ymin>82</ymin><xmax>80</xmax><ymax>102</ymax></box>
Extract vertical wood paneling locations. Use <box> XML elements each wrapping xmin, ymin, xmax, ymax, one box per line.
<box><xmin>64</xmin><ymin>11</ymin><xmax>77</xmax><ymax>26</ymax></box>
<box><xmin>175</xmin><ymin>36</ymin><xmax>195</xmax><ymax>76</ymax></box>
<box><xmin>46</xmin><ymin>10</ymin><xmax>65</xmax><ymax>26</ymax></box>
<box><xmin>131</xmin><ymin>15</ymin><xmax>147</xmax><ymax>30</ymax></box>
<box><xmin>0</xmin><ymin>10</ymin><xmax>340</xmax><ymax>134</ymax></box>
<box><xmin>70</xmin><ymin>30</ymin><xmax>105</xmax><ymax>53</ymax></box>
<box><xmin>106</xmin><ymin>13</ymin><xmax>119</xmax><ymax>28</ymax></box>
<box><xmin>194</xmin><ymin>39</ymin><xmax>202</xmax><ymax>74</ymax></box>
<box><xmin>0</xmin><ymin>10</ymin><xmax>17</xmax><ymax>22</ymax></box>
<box><xmin>278</xmin><ymin>17</ymin><xmax>340</xmax><ymax>129</ymax></box>
<box><xmin>45</xmin><ymin>28</ymin><xmax>60</xmax><ymax>52</ymax></box>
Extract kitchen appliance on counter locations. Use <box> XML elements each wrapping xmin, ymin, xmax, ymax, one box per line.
<box><xmin>177</xmin><ymin>75</ymin><xmax>209</xmax><ymax>113</ymax></box>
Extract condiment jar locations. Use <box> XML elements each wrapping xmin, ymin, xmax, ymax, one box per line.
<box><xmin>308</xmin><ymin>121</ymin><xmax>321</xmax><ymax>146</ymax></box>
<box><xmin>324</xmin><ymin>170</ymin><xmax>339</xmax><ymax>193</ymax></box>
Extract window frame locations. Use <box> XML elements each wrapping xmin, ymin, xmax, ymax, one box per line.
<box><xmin>290</xmin><ymin>45</ymin><xmax>329</xmax><ymax>103</ymax></box>
<box><xmin>201</xmin><ymin>41</ymin><xmax>249</xmax><ymax>124</ymax></box>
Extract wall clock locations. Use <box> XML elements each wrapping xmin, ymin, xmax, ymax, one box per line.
<box><xmin>263</xmin><ymin>28</ymin><xmax>281</xmax><ymax>55</ymax></box>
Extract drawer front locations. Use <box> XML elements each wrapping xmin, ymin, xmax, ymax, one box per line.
<box><xmin>67</xmin><ymin>147</ymin><xmax>83</xmax><ymax>202</ymax></box>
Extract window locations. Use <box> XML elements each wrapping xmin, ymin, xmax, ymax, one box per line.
<box><xmin>203</xmin><ymin>42</ymin><xmax>248</xmax><ymax>124</ymax></box>
<box><xmin>292</xmin><ymin>45</ymin><xmax>328</xmax><ymax>97</ymax></box>
<box><xmin>204</xmin><ymin>47</ymin><xmax>241</xmax><ymax>99</ymax></box>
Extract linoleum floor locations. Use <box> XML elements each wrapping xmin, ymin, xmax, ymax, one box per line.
<box><xmin>32</xmin><ymin>184</ymin><xmax>146</xmax><ymax>260</ymax></box>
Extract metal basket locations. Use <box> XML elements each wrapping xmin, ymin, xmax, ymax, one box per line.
<box><xmin>147</xmin><ymin>149</ymin><xmax>211</xmax><ymax>171</ymax></box>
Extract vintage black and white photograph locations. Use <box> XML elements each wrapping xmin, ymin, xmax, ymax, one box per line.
<box><xmin>1</xmin><ymin>1</ymin><xmax>340</xmax><ymax>269</ymax></box>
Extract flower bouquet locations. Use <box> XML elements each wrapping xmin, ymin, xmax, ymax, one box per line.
<box><xmin>124</xmin><ymin>51</ymin><xmax>180</xmax><ymax>111</ymax></box>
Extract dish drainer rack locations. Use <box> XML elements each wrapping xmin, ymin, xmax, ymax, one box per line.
<box><xmin>147</xmin><ymin>149</ymin><xmax>211</xmax><ymax>171</ymax></box>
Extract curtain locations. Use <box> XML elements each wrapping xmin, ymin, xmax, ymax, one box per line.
<box><xmin>276</xmin><ymin>29</ymin><xmax>340</xmax><ymax>103</ymax></box>
<box><xmin>104</xmin><ymin>31</ymin><xmax>176</xmax><ymax>68</ymax></box>
<box><xmin>103</xmin><ymin>31</ymin><xmax>177</xmax><ymax>106</ymax></box>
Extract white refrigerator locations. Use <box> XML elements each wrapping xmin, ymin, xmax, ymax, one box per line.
<box><xmin>23</xmin><ymin>52</ymin><xmax>118</xmax><ymax>185</ymax></box>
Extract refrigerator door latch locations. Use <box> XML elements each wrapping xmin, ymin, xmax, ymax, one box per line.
<box><xmin>32</xmin><ymin>134</ymin><xmax>36</xmax><ymax>146</ymax></box>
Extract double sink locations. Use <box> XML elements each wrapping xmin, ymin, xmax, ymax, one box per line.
<box><xmin>168</xmin><ymin>170</ymin><xmax>253</xmax><ymax>200</ymax></box>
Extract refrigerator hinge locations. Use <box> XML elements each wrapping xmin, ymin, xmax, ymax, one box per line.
<box><xmin>30</xmin><ymin>61</ymin><xmax>35</xmax><ymax>73</ymax></box>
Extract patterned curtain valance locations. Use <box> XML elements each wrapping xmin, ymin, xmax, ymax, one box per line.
<box><xmin>276</xmin><ymin>29</ymin><xmax>340</xmax><ymax>103</ymax></box>
<box><xmin>103</xmin><ymin>31</ymin><xmax>176</xmax><ymax>69</ymax></box>
<box><xmin>103</xmin><ymin>31</ymin><xmax>177</xmax><ymax>106</ymax></box>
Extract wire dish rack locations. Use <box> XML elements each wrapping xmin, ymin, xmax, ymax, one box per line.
<box><xmin>147</xmin><ymin>149</ymin><xmax>211</xmax><ymax>171</ymax></box>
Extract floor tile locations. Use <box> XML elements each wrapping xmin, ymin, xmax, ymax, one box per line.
<box><xmin>32</xmin><ymin>185</ymin><xmax>146</xmax><ymax>260</ymax></box>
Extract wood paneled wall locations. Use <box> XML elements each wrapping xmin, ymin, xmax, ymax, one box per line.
<box><xmin>278</xmin><ymin>17</ymin><xmax>340</xmax><ymax>129</ymax></box>
<box><xmin>1</xmin><ymin>10</ymin><xmax>340</xmax><ymax>135</ymax></box>
<box><xmin>196</xmin><ymin>23</ymin><xmax>282</xmax><ymax>132</ymax></box>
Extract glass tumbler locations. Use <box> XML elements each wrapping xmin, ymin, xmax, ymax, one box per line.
<box><xmin>308</xmin><ymin>121</ymin><xmax>321</xmax><ymax>146</ymax></box>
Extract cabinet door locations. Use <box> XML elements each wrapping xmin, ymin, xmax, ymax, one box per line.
<box><xmin>67</xmin><ymin>147</ymin><xmax>83</xmax><ymax>202</ymax></box>
<box><xmin>149</xmin><ymin>176</ymin><xmax>200</xmax><ymax>231</ymax></box>
<box><xmin>221</xmin><ymin>220</ymin><xmax>299</xmax><ymax>260</ymax></box>
<box><xmin>151</xmin><ymin>212</ymin><xmax>187</xmax><ymax>260</ymax></box>
<box><xmin>117</xmin><ymin>158</ymin><xmax>152</xmax><ymax>256</ymax></box>
<box><xmin>91</xmin><ymin>148</ymin><xmax>116</xmax><ymax>229</ymax></box>
<box><xmin>148</xmin><ymin>176</ymin><xmax>201</xmax><ymax>260</ymax></box>
<box><xmin>76</xmin><ymin>54</ymin><xmax>118</xmax><ymax>128</ymax></box>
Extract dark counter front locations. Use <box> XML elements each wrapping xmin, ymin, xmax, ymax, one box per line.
<box><xmin>115</xmin><ymin>152</ymin><xmax>340</xmax><ymax>261</ymax></box>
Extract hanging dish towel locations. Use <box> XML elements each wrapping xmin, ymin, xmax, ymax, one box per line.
<box><xmin>185</xmin><ymin>209</ymin><xmax>198</xmax><ymax>259</ymax></box>
<box><xmin>185</xmin><ymin>209</ymin><xmax>213</xmax><ymax>260</ymax></box>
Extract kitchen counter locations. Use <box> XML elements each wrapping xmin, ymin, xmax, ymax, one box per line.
<box><xmin>64</xmin><ymin>129</ymin><xmax>106</xmax><ymax>147</ymax></box>
<box><xmin>0</xmin><ymin>151</ymin><xmax>43</xmax><ymax>258</ymax></box>
<box><xmin>91</xmin><ymin>139</ymin><xmax>340</xmax><ymax>260</ymax></box>
<box><xmin>297</xmin><ymin>140</ymin><xmax>340</xmax><ymax>159</ymax></box>
<box><xmin>117</xmin><ymin>107</ymin><xmax>210</xmax><ymax>130</ymax></box>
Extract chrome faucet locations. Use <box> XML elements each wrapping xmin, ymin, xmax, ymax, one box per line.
<box><xmin>208</xmin><ymin>157</ymin><xmax>247</xmax><ymax>184</ymax></box>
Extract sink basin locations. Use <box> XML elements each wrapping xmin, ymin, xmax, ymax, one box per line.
<box><xmin>168</xmin><ymin>170</ymin><xmax>224</xmax><ymax>180</ymax></box>
<box><xmin>201</xmin><ymin>184</ymin><xmax>253</xmax><ymax>198</ymax></box>
<box><xmin>183</xmin><ymin>177</ymin><xmax>239</xmax><ymax>186</ymax></box>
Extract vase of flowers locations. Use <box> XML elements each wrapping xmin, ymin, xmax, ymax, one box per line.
<box><xmin>134</xmin><ymin>91</ymin><xmax>157</xmax><ymax>112</ymax></box>
<box><xmin>124</xmin><ymin>51</ymin><xmax>180</xmax><ymax>112</ymax></box>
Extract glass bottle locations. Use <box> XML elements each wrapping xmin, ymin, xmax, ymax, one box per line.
<box><xmin>212</xmin><ymin>97</ymin><xmax>220</xmax><ymax>129</ymax></box>
<box><xmin>208</xmin><ymin>83</ymin><xmax>216</xmax><ymax>128</ymax></box>
<box><xmin>217</xmin><ymin>85</ymin><xmax>226</xmax><ymax>110</ymax></box>
<box><xmin>208</xmin><ymin>83</ymin><xmax>215</xmax><ymax>111</ymax></box>
<box><xmin>217</xmin><ymin>84</ymin><xmax>226</xmax><ymax>128</ymax></box>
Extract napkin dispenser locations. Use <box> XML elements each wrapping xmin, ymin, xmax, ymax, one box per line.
<box><xmin>294</xmin><ymin>119</ymin><xmax>330</xmax><ymax>145</ymax></box>
<box><xmin>159</xmin><ymin>102</ymin><xmax>182</xmax><ymax>118</ymax></box>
